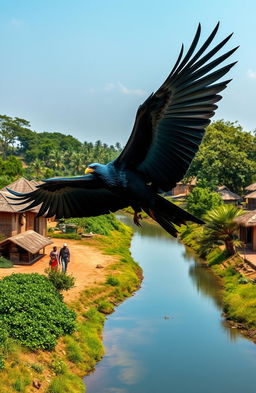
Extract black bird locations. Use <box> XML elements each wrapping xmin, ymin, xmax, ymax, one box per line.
<box><xmin>8</xmin><ymin>23</ymin><xmax>238</xmax><ymax>237</ymax></box>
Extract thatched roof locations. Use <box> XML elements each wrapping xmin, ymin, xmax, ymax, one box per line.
<box><xmin>245</xmin><ymin>183</ymin><xmax>256</xmax><ymax>192</ymax></box>
<box><xmin>0</xmin><ymin>178</ymin><xmax>41</xmax><ymax>213</ymax></box>
<box><xmin>234</xmin><ymin>211</ymin><xmax>256</xmax><ymax>227</ymax></box>
<box><xmin>0</xmin><ymin>230</ymin><xmax>52</xmax><ymax>253</ymax></box>
<box><xmin>216</xmin><ymin>186</ymin><xmax>241</xmax><ymax>201</ymax></box>
<box><xmin>245</xmin><ymin>191</ymin><xmax>256</xmax><ymax>199</ymax></box>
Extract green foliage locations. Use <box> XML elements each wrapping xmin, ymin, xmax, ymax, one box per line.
<box><xmin>12</xmin><ymin>374</ymin><xmax>31</xmax><ymax>393</ymax></box>
<box><xmin>66</xmin><ymin>213</ymin><xmax>126</xmax><ymax>236</ymax></box>
<box><xmin>222</xmin><ymin>273</ymin><xmax>256</xmax><ymax>327</ymax></box>
<box><xmin>0</xmin><ymin>273</ymin><xmax>76</xmax><ymax>349</ymax></box>
<box><xmin>186</xmin><ymin>120</ymin><xmax>256</xmax><ymax>193</ymax></box>
<box><xmin>106</xmin><ymin>275</ymin><xmax>120</xmax><ymax>286</ymax></box>
<box><xmin>200</xmin><ymin>205</ymin><xmax>244</xmax><ymax>256</ymax></box>
<box><xmin>46</xmin><ymin>269</ymin><xmax>75</xmax><ymax>291</ymax></box>
<box><xmin>97</xmin><ymin>300</ymin><xmax>114</xmax><ymax>314</ymax></box>
<box><xmin>50</xmin><ymin>358</ymin><xmax>68</xmax><ymax>375</ymax></box>
<box><xmin>47</xmin><ymin>373</ymin><xmax>85</xmax><ymax>393</ymax></box>
<box><xmin>186</xmin><ymin>187</ymin><xmax>223</xmax><ymax>218</ymax></box>
<box><xmin>48</xmin><ymin>232</ymin><xmax>81</xmax><ymax>240</ymax></box>
<box><xmin>65</xmin><ymin>337</ymin><xmax>83</xmax><ymax>363</ymax></box>
<box><xmin>206</xmin><ymin>248</ymin><xmax>228</xmax><ymax>266</ymax></box>
<box><xmin>30</xmin><ymin>362</ymin><xmax>44</xmax><ymax>374</ymax></box>
<box><xmin>0</xmin><ymin>256</ymin><xmax>13</xmax><ymax>268</ymax></box>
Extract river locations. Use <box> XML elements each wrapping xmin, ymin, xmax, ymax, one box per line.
<box><xmin>84</xmin><ymin>216</ymin><xmax>256</xmax><ymax>393</ymax></box>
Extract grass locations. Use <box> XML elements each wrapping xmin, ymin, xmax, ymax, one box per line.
<box><xmin>47</xmin><ymin>373</ymin><xmax>85</xmax><ymax>393</ymax></box>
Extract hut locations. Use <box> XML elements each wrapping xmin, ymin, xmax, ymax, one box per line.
<box><xmin>216</xmin><ymin>186</ymin><xmax>241</xmax><ymax>205</ymax></box>
<box><xmin>170</xmin><ymin>177</ymin><xmax>197</xmax><ymax>197</ymax></box>
<box><xmin>245</xmin><ymin>183</ymin><xmax>256</xmax><ymax>193</ymax></box>
<box><xmin>245</xmin><ymin>191</ymin><xmax>256</xmax><ymax>210</ymax></box>
<box><xmin>0</xmin><ymin>177</ymin><xmax>47</xmax><ymax>238</ymax></box>
<box><xmin>0</xmin><ymin>230</ymin><xmax>52</xmax><ymax>265</ymax></box>
<box><xmin>235</xmin><ymin>211</ymin><xmax>256</xmax><ymax>251</ymax></box>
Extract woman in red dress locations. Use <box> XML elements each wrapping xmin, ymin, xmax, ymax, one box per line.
<box><xmin>49</xmin><ymin>246</ymin><xmax>59</xmax><ymax>270</ymax></box>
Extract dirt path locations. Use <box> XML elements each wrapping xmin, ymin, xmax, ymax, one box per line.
<box><xmin>0</xmin><ymin>238</ymin><xmax>118</xmax><ymax>303</ymax></box>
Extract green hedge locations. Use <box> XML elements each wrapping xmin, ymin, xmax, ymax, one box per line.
<box><xmin>0</xmin><ymin>273</ymin><xmax>76</xmax><ymax>350</ymax></box>
<box><xmin>65</xmin><ymin>213</ymin><xmax>126</xmax><ymax>236</ymax></box>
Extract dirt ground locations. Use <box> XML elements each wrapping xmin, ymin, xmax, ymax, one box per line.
<box><xmin>0</xmin><ymin>238</ymin><xmax>118</xmax><ymax>303</ymax></box>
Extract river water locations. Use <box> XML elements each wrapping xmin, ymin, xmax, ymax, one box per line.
<box><xmin>84</xmin><ymin>216</ymin><xmax>256</xmax><ymax>393</ymax></box>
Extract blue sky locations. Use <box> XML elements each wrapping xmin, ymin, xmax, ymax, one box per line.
<box><xmin>0</xmin><ymin>0</ymin><xmax>255</xmax><ymax>145</ymax></box>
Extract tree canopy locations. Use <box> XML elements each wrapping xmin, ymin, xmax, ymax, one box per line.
<box><xmin>186</xmin><ymin>120</ymin><xmax>256</xmax><ymax>193</ymax></box>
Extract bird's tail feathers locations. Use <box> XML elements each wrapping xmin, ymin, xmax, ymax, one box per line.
<box><xmin>143</xmin><ymin>194</ymin><xmax>204</xmax><ymax>237</ymax></box>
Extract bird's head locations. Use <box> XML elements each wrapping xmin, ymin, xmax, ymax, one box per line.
<box><xmin>85</xmin><ymin>163</ymin><xmax>105</xmax><ymax>176</ymax></box>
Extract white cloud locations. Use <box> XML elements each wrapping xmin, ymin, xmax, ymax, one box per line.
<box><xmin>104</xmin><ymin>83</ymin><xmax>115</xmax><ymax>91</ymax></box>
<box><xmin>248</xmin><ymin>69</ymin><xmax>256</xmax><ymax>79</ymax></box>
<box><xmin>117</xmin><ymin>82</ymin><xmax>146</xmax><ymax>96</ymax></box>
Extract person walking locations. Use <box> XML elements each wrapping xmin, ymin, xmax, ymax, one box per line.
<box><xmin>49</xmin><ymin>246</ymin><xmax>59</xmax><ymax>271</ymax></box>
<box><xmin>59</xmin><ymin>243</ymin><xmax>70</xmax><ymax>273</ymax></box>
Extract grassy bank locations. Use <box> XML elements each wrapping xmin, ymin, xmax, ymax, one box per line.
<box><xmin>0</xmin><ymin>219</ymin><xmax>142</xmax><ymax>393</ymax></box>
<box><xmin>179</xmin><ymin>224</ymin><xmax>256</xmax><ymax>340</ymax></box>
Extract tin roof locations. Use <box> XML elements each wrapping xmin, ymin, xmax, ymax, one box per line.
<box><xmin>0</xmin><ymin>230</ymin><xmax>53</xmax><ymax>254</ymax></box>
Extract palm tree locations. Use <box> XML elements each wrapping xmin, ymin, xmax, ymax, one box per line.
<box><xmin>200</xmin><ymin>205</ymin><xmax>244</xmax><ymax>256</ymax></box>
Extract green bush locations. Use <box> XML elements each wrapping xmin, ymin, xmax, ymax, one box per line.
<box><xmin>46</xmin><ymin>269</ymin><xmax>75</xmax><ymax>292</ymax></box>
<box><xmin>106</xmin><ymin>275</ymin><xmax>120</xmax><ymax>286</ymax></box>
<box><xmin>97</xmin><ymin>300</ymin><xmax>114</xmax><ymax>314</ymax></box>
<box><xmin>0</xmin><ymin>256</ymin><xmax>13</xmax><ymax>268</ymax></box>
<box><xmin>65</xmin><ymin>213</ymin><xmax>126</xmax><ymax>236</ymax></box>
<box><xmin>48</xmin><ymin>233</ymin><xmax>81</xmax><ymax>240</ymax></box>
<box><xmin>65</xmin><ymin>337</ymin><xmax>83</xmax><ymax>364</ymax></box>
<box><xmin>50</xmin><ymin>358</ymin><xmax>68</xmax><ymax>375</ymax></box>
<box><xmin>30</xmin><ymin>363</ymin><xmax>44</xmax><ymax>374</ymax></box>
<box><xmin>0</xmin><ymin>273</ymin><xmax>76</xmax><ymax>350</ymax></box>
<box><xmin>47</xmin><ymin>373</ymin><xmax>85</xmax><ymax>393</ymax></box>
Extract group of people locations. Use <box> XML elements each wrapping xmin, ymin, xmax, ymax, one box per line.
<box><xmin>49</xmin><ymin>243</ymin><xmax>71</xmax><ymax>273</ymax></box>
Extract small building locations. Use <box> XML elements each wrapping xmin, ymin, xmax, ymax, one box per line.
<box><xmin>245</xmin><ymin>183</ymin><xmax>256</xmax><ymax>193</ymax></box>
<box><xmin>245</xmin><ymin>191</ymin><xmax>256</xmax><ymax>210</ymax></box>
<box><xmin>0</xmin><ymin>230</ymin><xmax>52</xmax><ymax>265</ymax></box>
<box><xmin>216</xmin><ymin>186</ymin><xmax>241</xmax><ymax>205</ymax></box>
<box><xmin>170</xmin><ymin>178</ymin><xmax>197</xmax><ymax>197</ymax></box>
<box><xmin>235</xmin><ymin>211</ymin><xmax>256</xmax><ymax>251</ymax></box>
<box><xmin>0</xmin><ymin>177</ymin><xmax>47</xmax><ymax>238</ymax></box>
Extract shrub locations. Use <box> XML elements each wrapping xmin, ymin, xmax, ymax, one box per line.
<box><xmin>97</xmin><ymin>300</ymin><xmax>114</xmax><ymax>314</ymax></box>
<box><xmin>46</xmin><ymin>269</ymin><xmax>75</xmax><ymax>292</ymax></box>
<box><xmin>65</xmin><ymin>337</ymin><xmax>83</xmax><ymax>364</ymax></box>
<box><xmin>0</xmin><ymin>273</ymin><xmax>76</xmax><ymax>350</ymax></box>
<box><xmin>47</xmin><ymin>373</ymin><xmax>85</xmax><ymax>393</ymax></box>
<box><xmin>30</xmin><ymin>363</ymin><xmax>44</xmax><ymax>374</ymax></box>
<box><xmin>50</xmin><ymin>358</ymin><xmax>68</xmax><ymax>375</ymax></box>
<box><xmin>0</xmin><ymin>257</ymin><xmax>13</xmax><ymax>268</ymax></box>
<box><xmin>106</xmin><ymin>275</ymin><xmax>120</xmax><ymax>286</ymax></box>
<box><xmin>48</xmin><ymin>233</ymin><xmax>81</xmax><ymax>240</ymax></box>
<box><xmin>65</xmin><ymin>213</ymin><xmax>126</xmax><ymax>236</ymax></box>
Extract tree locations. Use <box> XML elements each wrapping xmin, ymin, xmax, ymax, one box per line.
<box><xmin>186</xmin><ymin>120</ymin><xmax>256</xmax><ymax>193</ymax></box>
<box><xmin>199</xmin><ymin>205</ymin><xmax>244</xmax><ymax>256</ymax></box>
<box><xmin>186</xmin><ymin>187</ymin><xmax>223</xmax><ymax>218</ymax></box>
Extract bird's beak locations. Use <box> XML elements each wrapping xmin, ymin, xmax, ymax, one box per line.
<box><xmin>85</xmin><ymin>167</ymin><xmax>94</xmax><ymax>174</ymax></box>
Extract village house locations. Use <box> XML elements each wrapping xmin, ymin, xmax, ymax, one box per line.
<box><xmin>0</xmin><ymin>178</ymin><xmax>52</xmax><ymax>265</ymax></box>
<box><xmin>170</xmin><ymin>178</ymin><xmax>197</xmax><ymax>198</ymax></box>
<box><xmin>235</xmin><ymin>211</ymin><xmax>256</xmax><ymax>251</ymax></box>
<box><xmin>216</xmin><ymin>186</ymin><xmax>241</xmax><ymax>205</ymax></box>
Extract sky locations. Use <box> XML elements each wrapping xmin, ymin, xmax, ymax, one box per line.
<box><xmin>0</xmin><ymin>0</ymin><xmax>255</xmax><ymax>145</ymax></box>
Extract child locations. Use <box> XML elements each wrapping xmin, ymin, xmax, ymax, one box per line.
<box><xmin>49</xmin><ymin>246</ymin><xmax>59</xmax><ymax>270</ymax></box>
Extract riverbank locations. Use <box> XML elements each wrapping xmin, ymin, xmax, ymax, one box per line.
<box><xmin>179</xmin><ymin>224</ymin><xmax>256</xmax><ymax>343</ymax></box>
<box><xmin>0</xmin><ymin>223</ymin><xmax>142</xmax><ymax>393</ymax></box>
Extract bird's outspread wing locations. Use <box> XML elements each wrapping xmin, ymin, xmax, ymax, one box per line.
<box><xmin>7</xmin><ymin>175</ymin><xmax>129</xmax><ymax>218</ymax></box>
<box><xmin>114</xmin><ymin>23</ymin><xmax>238</xmax><ymax>191</ymax></box>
